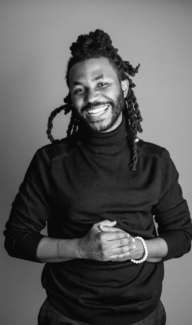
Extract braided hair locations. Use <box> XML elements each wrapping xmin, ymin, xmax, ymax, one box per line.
<box><xmin>46</xmin><ymin>29</ymin><xmax>143</xmax><ymax>170</ymax></box>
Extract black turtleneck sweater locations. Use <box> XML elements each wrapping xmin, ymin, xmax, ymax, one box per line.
<box><xmin>4</xmin><ymin>117</ymin><xmax>192</xmax><ymax>324</ymax></box>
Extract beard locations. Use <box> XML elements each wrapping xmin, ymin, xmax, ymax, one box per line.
<box><xmin>75</xmin><ymin>90</ymin><xmax>125</xmax><ymax>133</ymax></box>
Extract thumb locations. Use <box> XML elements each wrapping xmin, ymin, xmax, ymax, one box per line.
<box><xmin>98</xmin><ymin>219</ymin><xmax>117</xmax><ymax>232</ymax></box>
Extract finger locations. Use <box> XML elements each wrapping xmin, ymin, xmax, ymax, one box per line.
<box><xmin>106</xmin><ymin>236</ymin><xmax>136</xmax><ymax>252</ymax></box>
<box><xmin>100</xmin><ymin>226</ymin><xmax>129</xmax><ymax>234</ymax></box>
<box><xmin>107</xmin><ymin>245</ymin><xmax>131</xmax><ymax>256</ymax></box>
<box><xmin>102</xmin><ymin>231</ymin><xmax>130</xmax><ymax>242</ymax></box>
<box><xmin>110</xmin><ymin>252</ymin><xmax>131</xmax><ymax>262</ymax></box>
<box><xmin>129</xmin><ymin>237</ymin><xmax>136</xmax><ymax>249</ymax></box>
<box><xmin>104</xmin><ymin>238</ymin><xmax>137</xmax><ymax>256</ymax></box>
<box><xmin>100</xmin><ymin>226</ymin><xmax>132</xmax><ymax>241</ymax></box>
<box><xmin>99</xmin><ymin>225</ymin><xmax>118</xmax><ymax>232</ymax></box>
<box><xmin>108</xmin><ymin>237</ymin><xmax>133</xmax><ymax>249</ymax></box>
<box><xmin>92</xmin><ymin>220</ymin><xmax>116</xmax><ymax>233</ymax></box>
<box><xmin>98</xmin><ymin>220</ymin><xmax>117</xmax><ymax>231</ymax></box>
<box><xmin>99</xmin><ymin>224</ymin><xmax>128</xmax><ymax>233</ymax></box>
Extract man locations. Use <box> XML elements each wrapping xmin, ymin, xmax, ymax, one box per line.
<box><xmin>4</xmin><ymin>29</ymin><xmax>192</xmax><ymax>325</ymax></box>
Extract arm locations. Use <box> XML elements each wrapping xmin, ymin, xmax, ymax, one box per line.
<box><xmin>152</xmin><ymin>150</ymin><xmax>192</xmax><ymax>261</ymax></box>
<box><xmin>36</xmin><ymin>230</ymin><xmax>169</xmax><ymax>264</ymax></box>
<box><xmin>36</xmin><ymin>237</ymin><xmax>80</xmax><ymax>263</ymax></box>
<box><xmin>5</xmin><ymin>149</ymin><xmax>126</xmax><ymax>264</ymax></box>
<box><xmin>35</xmin><ymin>222</ymin><xmax>168</xmax><ymax>263</ymax></box>
<box><xmin>4</xmin><ymin>148</ymin><xmax>51</xmax><ymax>262</ymax></box>
<box><xmin>36</xmin><ymin>220</ymin><xmax>134</xmax><ymax>263</ymax></box>
<box><xmin>136</xmin><ymin>237</ymin><xmax>168</xmax><ymax>263</ymax></box>
<box><xmin>130</xmin><ymin>150</ymin><xmax>192</xmax><ymax>263</ymax></box>
<box><xmin>88</xmin><ymin>222</ymin><xmax>169</xmax><ymax>263</ymax></box>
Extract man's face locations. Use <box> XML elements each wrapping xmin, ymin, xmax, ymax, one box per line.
<box><xmin>68</xmin><ymin>57</ymin><xmax>128</xmax><ymax>133</ymax></box>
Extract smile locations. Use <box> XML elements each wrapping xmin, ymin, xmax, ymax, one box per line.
<box><xmin>87</xmin><ymin>104</ymin><xmax>110</xmax><ymax>117</ymax></box>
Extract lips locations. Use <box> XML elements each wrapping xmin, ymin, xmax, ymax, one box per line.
<box><xmin>86</xmin><ymin>104</ymin><xmax>110</xmax><ymax>117</ymax></box>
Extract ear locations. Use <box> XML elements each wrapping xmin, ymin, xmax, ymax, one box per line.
<box><xmin>120</xmin><ymin>79</ymin><xmax>129</xmax><ymax>98</ymax></box>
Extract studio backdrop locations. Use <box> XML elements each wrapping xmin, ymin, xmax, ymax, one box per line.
<box><xmin>0</xmin><ymin>1</ymin><xmax>192</xmax><ymax>325</ymax></box>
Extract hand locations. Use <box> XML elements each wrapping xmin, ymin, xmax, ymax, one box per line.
<box><xmin>99</xmin><ymin>220</ymin><xmax>145</xmax><ymax>262</ymax></box>
<box><xmin>77</xmin><ymin>220</ymin><xmax>141</xmax><ymax>262</ymax></box>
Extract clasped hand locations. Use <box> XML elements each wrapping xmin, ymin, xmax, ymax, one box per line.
<box><xmin>78</xmin><ymin>220</ymin><xmax>144</xmax><ymax>262</ymax></box>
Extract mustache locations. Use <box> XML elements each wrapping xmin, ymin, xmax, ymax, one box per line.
<box><xmin>82</xmin><ymin>101</ymin><xmax>113</xmax><ymax>112</ymax></box>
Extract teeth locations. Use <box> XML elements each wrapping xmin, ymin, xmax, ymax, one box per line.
<box><xmin>87</xmin><ymin>104</ymin><xmax>109</xmax><ymax>115</ymax></box>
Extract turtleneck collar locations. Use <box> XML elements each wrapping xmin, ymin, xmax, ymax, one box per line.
<box><xmin>77</xmin><ymin>115</ymin><xmax>130</xmax><ymax>155</ymax></box>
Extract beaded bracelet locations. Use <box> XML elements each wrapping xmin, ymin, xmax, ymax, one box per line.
<box><xmin>131</xmin><ymin>236</ymin><xmax>148</xmax><ymax>264</ymax></box>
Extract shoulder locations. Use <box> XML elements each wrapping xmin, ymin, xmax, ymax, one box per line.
<box><xmin>137</xmin><ymin>139</ymin><xmax>178</xmax><ymax>183</ymax></box>
<box><xmin>137</xmin><ymin>139</ymin><xmax>178</xmax><ymax>178</ymax></box>
<box><xmin>33</xmin><ymin>135</ymin><xmax>77</xmax><ymax>163</ymax></box>
<box><xmin>138</xmin><ymin>138</ymin><xmax>170</xmax><ymax>161</ymax></box>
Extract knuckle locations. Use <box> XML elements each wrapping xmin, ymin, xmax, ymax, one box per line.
<box><xmin>119</xmin><ymin>238</ymin><xmax>123</xmax><ymax>245</ymax></box>
<box><xmin>120</xmin><ymin>238</ymin><xmax>127</xmax><ymax>246</ymax></box>
<box><xmin>118</xmin><ymin>232</ymin><xmax>125</xmax><ymax>239</ymax></box>
<box><xmin>99</xmin><ymin>232</ymin><xmax>105</xmax><ymax>243</ymax></box>
<box><xmin>128</xmin><ymin>238</ymin><xmax>133</xmax><ymax>246</ymax></box>
<box><xmin>124</xmin><ymin>238</ymin><xmax>129</xmax><ymax>246</ymax></box>
<box><xmin>121</xmin><ymin>246</ymin><xmax>129</xmax><ymax>254</ymax></box>
<box><xmin>98</xmin><ymin>240</ymin><xmax>106</xmax><ymax>253</ymax></box>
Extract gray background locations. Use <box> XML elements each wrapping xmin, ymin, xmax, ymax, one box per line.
<box><xmin>0</xmin><ymin>0</ymin><xmax>192</xmax><ymax>324</ymax></box>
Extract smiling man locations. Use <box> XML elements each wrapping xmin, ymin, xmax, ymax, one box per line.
<box><xmin>4</xmin><ymin>29</ymin><xmax>192</xmax><ymax>325</ymax></box>
<box><xmin>69</xmin><ymin>57</ymin><xmax>127</xmax><ymax>133</ymax></box>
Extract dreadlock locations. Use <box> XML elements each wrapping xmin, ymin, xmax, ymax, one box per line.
<box><xmin>46</xmin><ymin>29</ymin><xmax>143</xmax><ymax>170</ymax></box>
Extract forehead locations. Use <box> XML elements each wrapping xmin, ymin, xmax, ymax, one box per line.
<box><xmin>68</xmin><ymin>57</ymin><xmax>119</xmax><ymax>86</ymax></box>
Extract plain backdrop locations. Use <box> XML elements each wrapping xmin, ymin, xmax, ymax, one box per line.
<box><xmin>0</xmin><ymin>1</ymin><xmax>192</xmax><ymax>324</ymax></box>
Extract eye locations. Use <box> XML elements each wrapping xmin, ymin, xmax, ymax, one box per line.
<box><xmin>72</xmin><ymin>88</ymin><xmax>84</xmax><ymax>96</ymax></box>
<box><xmin>97</xmin><ymin>81</ymin><xmax>108</xmax><ymax>88</ymax></box>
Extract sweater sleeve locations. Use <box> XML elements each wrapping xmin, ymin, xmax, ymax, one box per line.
<box><xmin>4</xmin><ymin>147</ymin><xmax>52</xmax><ymax>263</ymax></box>
<box><xmin>153</xmin><ymin>149</ymin><xmax>192</xmax><ymax>260</ymax></box>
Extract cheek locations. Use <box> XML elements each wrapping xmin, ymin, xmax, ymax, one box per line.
<box><xmin>106</xmin><ymin>92</ymin><xmax>121</xmax><ymax>105</ymax></box>
<box><xmin>71</xmin><ymin>96</ymin><xmax>84</xmax><ymax>112</ymax></box>
<box><xmin>105</xmin><ymin>85</ymin><xmax>121</xmax><ymax>99</ymax></box>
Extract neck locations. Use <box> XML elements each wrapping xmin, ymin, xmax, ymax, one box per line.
<box><xmin>77</xmin><ymin>113</ymin><xmax>130</xmax><ymax>155</ymax></box>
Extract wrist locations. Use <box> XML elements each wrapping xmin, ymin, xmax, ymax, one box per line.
<box><xmin>57</xmin><ymin>238</ymin><xmax>83</xmax><ymax>260</ymax></box>
<box><xmin>76</xmin><ymin>238</ymin><xmax>86</xmax><ymax>259</ymax></box>
<box><xmin>133</xmin><ymin>237</ymin><xmax>145</xmax><ymax>259</ymax></box>
<box><xmin>131</xmin><ymin>236</ymin><xmax>148</xmax><ymax>264</ymax></box>
<box><xmin>144</xmin><ymin>237</ymin><xmax>168</xmax><ymax>262</ymax></box>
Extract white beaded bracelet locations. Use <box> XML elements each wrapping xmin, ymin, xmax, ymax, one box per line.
<box><xmin>131</xmin><ymin>236</ymin><xmax>148</xmax><ymax>264</ymax></box>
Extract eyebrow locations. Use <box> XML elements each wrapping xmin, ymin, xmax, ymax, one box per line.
<box><xmin>92</xmin><ymin>73</ymin><xmax>104</xmax><ymax>81</ymax></box>
<box><xmin>72</xmin><ymin>73</ymin><xmax>104</xmax><ymax>86</ymax></box>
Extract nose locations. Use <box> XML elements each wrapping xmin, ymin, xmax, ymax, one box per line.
<box><xmin>86</xmin><ymin>88</ymin><xmax>98</xmax><ymax>104</ymax></box>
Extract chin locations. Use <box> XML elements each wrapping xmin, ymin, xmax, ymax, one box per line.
<box><xmin>87</xmin><ymin>117</ymin><xmax>119</xmax><ymax>133</ymax></box>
